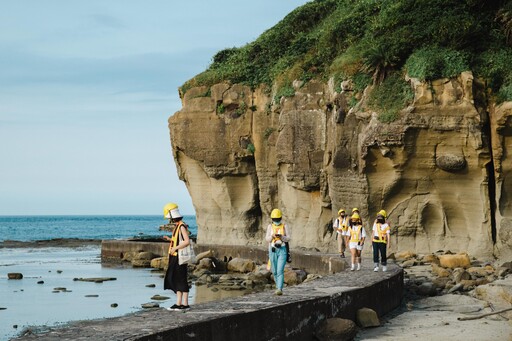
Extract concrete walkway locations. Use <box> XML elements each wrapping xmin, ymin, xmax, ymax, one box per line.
<box><xmin>14</xmin><ymin>264</ymin><xmax>403</xmax><ymax>341</ymax></box>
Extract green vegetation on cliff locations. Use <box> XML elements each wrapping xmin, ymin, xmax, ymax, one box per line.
<box><xmin>181</xmin><ymin>0</ymin><xmax>512</xmax><ymax>105</ymax></box>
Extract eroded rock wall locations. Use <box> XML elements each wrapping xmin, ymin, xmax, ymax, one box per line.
<box><xmin>169</xmin><ymin>72</ymin><xmax>511</xmax><ymax>258</ymax></box>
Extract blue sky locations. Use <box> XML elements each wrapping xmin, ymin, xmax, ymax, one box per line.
<box><xmin>0</xmin><ymin>1</ymin><xmax>309</xmax><ymax>215</ymax></box>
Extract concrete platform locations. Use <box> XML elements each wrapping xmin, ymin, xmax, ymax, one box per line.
<box><xmin>14</xmin><ymin>264</ymin><xmax>403</xmax><ymax>340</ymax></box>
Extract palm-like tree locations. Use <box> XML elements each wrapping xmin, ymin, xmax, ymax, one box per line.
<box><xmin>496</xmin><ymin>4</ymin><xmax>512</xmax><ymax>46</ymax></box>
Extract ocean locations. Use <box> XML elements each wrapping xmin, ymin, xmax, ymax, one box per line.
<box><xmin>0</xmin><ymin>215</ymin><xmax>197</xmax><ymax>242</ymax></box>
<box><xmin>0</xmin><ymin>215</ymin><xmax>235</xmax><ymax>341</ymax></box>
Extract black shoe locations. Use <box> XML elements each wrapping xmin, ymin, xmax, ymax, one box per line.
<box><xmin>178</xmin><ymin>305</ymin><xmax>190</xmax><ymax>310</ymax></box>
<box><xmin>166</xmin><ymin>304</ymin><xmax>181</xmax><ymax>311</ymax></box>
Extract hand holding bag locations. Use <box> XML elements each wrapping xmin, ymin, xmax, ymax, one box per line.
<box><xmin>178</xmin><ymin>228</ymin><xmax>196</xmax><ymax>265</ymax></box>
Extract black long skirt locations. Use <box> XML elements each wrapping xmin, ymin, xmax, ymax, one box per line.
<box><xmin>163</xmin><ymin>254</ymin><xmax>189</xmax><ymax>293</ymax></box>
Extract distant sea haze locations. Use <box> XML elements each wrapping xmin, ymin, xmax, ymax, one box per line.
<box><xmin>0</xmin><ymin>215</ymin><xmax>197</xmax><ymax>242</ymax></box>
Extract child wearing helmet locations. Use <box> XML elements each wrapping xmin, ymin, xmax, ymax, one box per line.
<box><xmin>345</xmin><ymin>212</ymin><xmax>366</xmax><ymax>271</ymax></box>
<box><xmin>372</xmin><ymin>210</ymin><xmax>391</xmax><ymax>272</ymax></box>
<box><xmin>265</xmin><ymin>208</ymin><xmax>291</xmax><ymax>295</ymax></box>
<box><xmin>333</xmin><ymin>209</ymin><xmax>348</xmax><ymax>258</ymax></box>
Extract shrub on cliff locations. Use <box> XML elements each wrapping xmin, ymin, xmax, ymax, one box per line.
<box><xmin>180</xmin><ymin>0</ymin><xmax>512</xmax><ymax>103</ymax></box>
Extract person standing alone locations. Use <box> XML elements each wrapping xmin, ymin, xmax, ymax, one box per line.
<box><xmin>265</xmin><ymin>209</ymin><xmax>291</xmax><ymax>295</ymax></box>
<box><xmin>163</xmin><ymin>203</ymin><xmax>191</xmax><ymax>310</ymax></box>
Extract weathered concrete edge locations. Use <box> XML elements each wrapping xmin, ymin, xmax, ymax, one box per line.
<box><xmin>136</xmin><ymin>269</ymin><xmax>404</xmax><ymax>341</ymax></box>
<box><xmin>15</xmin><ymin>266</ymin><xmax>403</xmax><ymax>340</ymax></box>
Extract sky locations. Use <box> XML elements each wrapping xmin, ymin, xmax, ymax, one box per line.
<box><xmin>0</xmin><ymin>0</ymin><xmax>310</xmax><ymax>216</ymax></box>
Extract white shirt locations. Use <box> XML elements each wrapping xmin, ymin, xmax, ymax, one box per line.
<box><xmin>333</xmin><ymin>216</ymin><xmax>348</xmax><ymax>235</ymax></box>
<box><xmin>346</xmin><ymin>225</ymin><xmax>366</xmax><ymax>239</ymax></box>
<box><xmin>372</xmin><ymin>221</ymin><xmax>390</xmax><ymax>238</ymax></box>
<box><xmin>265</xmin><ymin>223</ymin><xmax>291</xmax><ymax>246</ymax></box>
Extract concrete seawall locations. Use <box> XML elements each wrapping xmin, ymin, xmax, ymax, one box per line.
<box><xmin>101</xmin><ymin>240</ymin><xmax>347</xmax><ymax>275</ymax></box>
<box><xmin>15</xmin><ymin>241</ymin><xmax>403</xmax><ymax>340</ymax></box>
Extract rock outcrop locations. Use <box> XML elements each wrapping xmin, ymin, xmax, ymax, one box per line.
<box><xmin>168</xmin><ymin>72</ymin><xmax>512</xmax><ymax>259</ymax></box>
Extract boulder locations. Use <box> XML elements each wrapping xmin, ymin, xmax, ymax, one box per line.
<box><xmin>421</xmin><ymin>254</ymin><xmax>440</xmax><ymax>265</ymax></box>
<box><xmin>195</xmin><ymin>250</ymin><xmax>213</xmax><ymax>263</ymax></box>
<box><xmin>448</xmin><ymin>283</ymin><xmax>464</xmax><ymax>293</ymax></box>
<box><xmin>431</xmin><ymin>264</ymin><xmax>451</xmax><ymax>278</ymax></box>
<box><xmin>452</xmin><ymin>268</ymin><xmax>472</xmax><ymax>283</ymax></box>
<box><xmin>356</xmin><ymin>307</ymin><xmax>380</xmax><ymax>327</ymax></box>
<box><xmin>150</xmin><ymin>295</ymin><xmax>170</xmax><ymax>301</ymax></box>
<box><xmin>284</xmin><ymin>268</ymin><xmax>307</xmax><ymax>285</ymax></box>
<box><xmin>394</xmin><ymin>251</ymin><xmax>416</xmax><ymax>261</ymax></box>
<box><xmin>8</xmin><ymin>273</ymin><xmax>23</xmax><ymax>280</ymax></box>
<box><xmin>467</xmin><ymin>266</ymin><xmax>493</xmax><ymax>278</ymax></box>
<box><xmin>471</xmin><ymin>276</ymin><xmax>512</xmax><ymax>318</ymax></box>
<box><xmin>150</xmin><ymin>257</ymin><xmax>168</xmax><ymax>269</ymax></box>
<box><xmin>196</xmin><ymin>258</ymin><xmax>214</xmax><ymax>271</ymax></box>
<box><xmin>131</xmin><ymin>259</ymin><xmax>152</xmax><ymax>268</ymax></box>
<box><xmin>432</xmin><ymin>277</ymin><xmax>450</xmax><ymax>290</ymax></box>
<box><xmin>316</xmin><ymin>318</ymin><xmax>358</xmax><ymax>341</ymax></box>
<box><xmin>497</xmin><ymin>267</ymin><xmax>511</xmax><ymax>277</ymax></box>
<box><xmin>141</xmin><ymin>303</ymin><xmax>159</xmax><ymax>309</ymax></box>
<box><xmin>438</xmin><ymin>253</ymin><xmax>471</xmax><ymax>269</ymax></box>
<box><xmin>417</xmin><ymin>282</ymin><xmax>437</xmax><ymax>296</ymax></box>
<box><xmin>247</xmin><ymin>269</ymin><xmax>271</xmax><ymax>285</ymax></box>
<box><xmin>401</xmin><ymin>259</ymin><xmax>416</xmax><ymax>268</ymax></box>
<box><xmin>227</xmin><ymin>258</ymin><xmax>255</xmax><ymax>273</ymax></box>
<box><xmin>122</xmin><ymin>251</ymin><xmax>138</xmax><ymax>262</ymax></box>
<box><xmin>134</xmin><ymin>251</ymin><xmax>157</xmax><ymax>261</ymax></box>
<box><xmin>459</xmin><ymin>279</ymin><xmax>477</xmax><ymax>290</ymax></box>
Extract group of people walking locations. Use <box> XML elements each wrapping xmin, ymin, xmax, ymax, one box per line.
<box><xmin>334</xmin><ymin>208</ymin><xmax>391</xmax><ymax>272</ymax></box>
<box><xmin>162</xmin><ymin>203</ymin><xmax>392</xmax><ymax>307</ymax></box>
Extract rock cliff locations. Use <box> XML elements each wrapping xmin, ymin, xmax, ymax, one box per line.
<box><xmin>168</xmin><ymin>73</ymin><xmax>512</xmax><ymax>259</ymax></box>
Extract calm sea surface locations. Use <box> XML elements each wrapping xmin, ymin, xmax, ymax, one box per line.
<box><xmin>0</xmin><ymin>215</ymin><xmax>197</xmax><ymax>241</ymax></box>
<box><xmin>0</xmin><ymin>215</ymin><xmax>229</xmax><ymax>341</ymax></box>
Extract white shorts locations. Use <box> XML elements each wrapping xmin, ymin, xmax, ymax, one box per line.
<box><xmin>349</xmin><ymin>242</ymin><xmax>363</xmax><ymax>251</ymax></box>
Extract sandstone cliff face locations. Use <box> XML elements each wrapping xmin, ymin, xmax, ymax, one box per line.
<box><xmin>168</xmin><ymin>72</ymin><xmax>511</xmax><ymax>259</ymax></box>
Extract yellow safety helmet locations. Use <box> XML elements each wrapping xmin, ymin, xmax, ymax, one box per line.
<box><xmin>351</xmin><ymin>213</ymin><xmax>360</xmax><ymax>220</ymax></box>
<box><xmin>271</xmin><ymin>209</ymin><xmax>282</xmax><ymax>219</ymax></box>
<box><xmin>378</xmin><ymin>209</ymin><xmax>387</xmax><ymax>218</ymax></box>
<box><xmin>352</xmin><ymin>207</ymin><xmax>359</xmax><ymax>213</ymax></box>
<box><xmin>163</xmin><ymin>203</ymin><xmax>178</xmax><ymax>219</ymax></box>
<box><xmin>338</xmin><ymin>209</ymin><xmax>345</xmax><ymax>215</ymax></box>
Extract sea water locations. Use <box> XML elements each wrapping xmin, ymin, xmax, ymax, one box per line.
<box><xmin>0</xmin><ymin>215</ymin><xmax>221</xmax><ymax>340</ymax></box>
<box><xmin>0</xmin><ymin>215</ymin><xmax>197</xmax><ymax>241</ymax></box>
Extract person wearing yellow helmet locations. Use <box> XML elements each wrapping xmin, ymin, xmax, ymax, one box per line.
<box><xmin>372</xmin><ymin>210</ymin><xmax>391</xmax><ymax>272</ymax></box>
<box><xmin>162</xmin><ymin>204</ymin><xmax>192</xmax><ymax>310</ymax></box>
<box><xmin>345</xmin><ymin>213</ymin><xmax>366</xmax><ymax>271</ymax></box>
<box><xmin>347</xmin><ymin>207</ymin><xmax>361</xmax><ymax>229</ymax></box>
<box><xmin>333</xmin><ymin>209</ymin><xmax>348</xmax><ymax>258</ymax></box>
<box><xmin>265</xmin><ymin>208</ymin><xmax>291</xmax><ymax>296</ymax></box>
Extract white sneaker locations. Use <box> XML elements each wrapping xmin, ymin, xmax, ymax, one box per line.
<box><xmin>382</xmin><ymin>266</ymin><xmax>387</xmax><ymax>272</ymax></box>
<box><xmin>351</xmin><ymin>264</ymin><xmax>355</xmax><ymax>271</ymax></box>
<box><xmin>357</xmin><ymin>263</ymin><xmax>361</xmax><ymax>271</ymax></box>
<box><xmin>373</xmin><ymin>266</ymin><xmax>379</xmax><ymax>272</ymax></box>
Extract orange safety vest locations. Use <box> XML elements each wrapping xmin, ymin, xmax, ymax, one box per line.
<box><xmin>168</xmin><ymin>221</ymin><xmax>186</xmax><ymax>256</ymax></box>
<box><xmin>349</xmin><ymin>225</ymin><xmax>364</xmax><ymax>242</ymax></box>
<box><xmin>373</xmin><ymin>222</ymin><xmax>390</xmax><ymax>243</ymax></box>
<box><xmin>271</xmin><ymin>223</ymin><xmax>286</xmax><ymax>244</ymax></box>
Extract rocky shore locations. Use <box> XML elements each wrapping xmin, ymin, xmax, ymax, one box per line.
<box><xmin>355</xmin><ymin>250</ymin><xmax>512</xmax><ymax>340</ymax></box>
<box><xmin>0</xmin><ymin>239</ymin><xmax>102</xmax><ymax>249</ymax></box>
<box><xmin>121</xmin><ymin>247</ymin><xmax>321</xmax><ymax>294</ymax></box>
<box><xmin>3</xmin><ymin>239</ymin><xmax>511</xmax><ymax>340</ymax></box>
